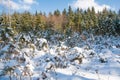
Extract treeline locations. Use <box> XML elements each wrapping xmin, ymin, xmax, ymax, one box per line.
<box><xmin>0</xmin><ymin>6</ymin><xmax>120</xmax><ymax>35</ymax></box>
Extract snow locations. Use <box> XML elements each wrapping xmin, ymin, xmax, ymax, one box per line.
<box><xmin>0</xmin><ymin>45</ymin><xmax>10</xmax><ymax>52</ymax></box>
<box><xmin>55</xmin><ymin>68</ymin><xmax>120</xmax><ymax>80</ymax></box>
<box><xmin>5</xmin><ymin>60</ymin><xmax>18</xmax><ymax>67</ymax></box>
<box><xmin>0</xmin><ymin>32</ymin><xmax>120</xmax><ymax>80</ymax></box>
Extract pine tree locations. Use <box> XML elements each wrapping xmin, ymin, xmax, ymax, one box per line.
<box><xmin>62</xmin><ymin>8</ymin><xmax>67</xmax><ymax>16</ymax></box>
<box><xmin>35</xmin><ymin>11</ymin><xmax>44</xmax><ymax>30</ymax></box>
<box><xmin>74</xmin><ymin>8</ymin><xmax>82</xmax><ymax>32</ymax></box>
<box><xmin>61</xmin><ymin>9</ymin><xmax>68</xmax><ymax>33</ymax></box>
<box><xmin>19</xmin><ymin>11</ymin><xmax>34</xmax><ymax>32</ymax></box>
<box><xmin>115</xmin><ymin>11</ymin><xmax>120</xmax><ymax>35</ymax></box>
<box><xmin>54</xmin><ymin>9</ymin><xmax>60</xmax><ymax>16</ymax></box>
<box><xmin>67</xmin><ymin>6</ymin><xmax>75</xmax><ymax>31</ymax></box>
<box><xmin>0</xmin><ymin>16</ymin><xmax>3</xmax><ymax>24</ymax></box>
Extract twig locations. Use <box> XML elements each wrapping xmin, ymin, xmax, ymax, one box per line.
<box><xmin>95</xmin><ymin>69</ymin><xmax>101</xmax><ymax>80</ymax></box>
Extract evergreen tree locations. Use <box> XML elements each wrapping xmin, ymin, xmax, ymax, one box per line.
<box><xmin>19</xmin><ymin>11</ymin><xmax>32</xmax><ymax>32</ymax></box>
<box><xmin>67</xmin><ymin>6</ymin><xmax>75</xmax><ymax>31</ymax></box>
<box><xmin>62</xmin><ymin>8</ymin><xmax>67</xmax><ymax>16</ymax></box>
<box><xmin>62</xmin><ymin>8</ymin><xmax>68</xmax><ymax>33</ymax></box>
<box><xmin>0</xmin><ymin>16</ymin><xmax>3</xmax><ymax>24</ymax></box>
<box><xmin>35</xmin><ymin>11</ymin><xmax>45</xmax><ymax>30</ymax></box>
<box><xmin>118</xmin><ymin>9</ymin><xmax>120</xmax><ymax>16</ymax></box>
<box><xmin>11</xmin><ymin>12</ymin><xmax>20</xmax><ymax>33</ymax></box>
<box><xmin>115</xmin><ymin>12</ymin><xmax>120</xmax><ymax>34</ymax></box>
<box><xmin>0</xmin><ymin>7</ymin><xmax>119</xmax><ymax>35</ymax></box>
<box><xmin>74</xmin><ymin>8</ymin><xmax>82</xmax><ymax>32</ymax></box>
<box><xmin>54</xmin><ymin>9</ymin><xmax>60</xmax><ymax>16</ymax></box>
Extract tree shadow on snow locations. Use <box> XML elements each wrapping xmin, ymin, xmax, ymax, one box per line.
<box><xmin>50</xmin><ymin>72</ymin><xmax>95</xmax><ymax>80</ymax></box>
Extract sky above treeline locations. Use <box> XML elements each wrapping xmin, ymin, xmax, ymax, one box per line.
<box><xmin>0</xmin><ymin>0</ymin><xmax>120</xmax><ymax>14</ymax></box>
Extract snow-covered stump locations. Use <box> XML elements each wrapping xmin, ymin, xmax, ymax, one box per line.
<box><xmin>45</xmin><ymin>62</ymin><xmax>58</xmax><ymax>79</ymax></box>
<box><xmin>11</xmin><ymin>65</ymin><xmax>23</xmax><ymax>80</ymax></box>
<box><xmin>28</xmin><ymin>43</ymin><xmax>37</xmax><ymax>57</ymax></box>
<box><xmin>36</xmin><ymin>38</ymin><xmax>49</xmax><ymax>52</ymax></box>
<box><xmin>28</xmin><ymin>43</ymin><xmax>36</xmax><ymax>51</ymax></box>
<box><xmin>22</xmin><ymin>64</ymin><xmax>34</xmax><ymax>80</ymax></box>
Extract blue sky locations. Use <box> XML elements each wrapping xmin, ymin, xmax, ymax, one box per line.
<box><xmin>0</xmin><ymin>0</ymin><xmax>120</xmax><ymax>14</ymax></box>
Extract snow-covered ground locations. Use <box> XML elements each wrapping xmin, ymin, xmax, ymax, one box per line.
<box><xmin>0</xmin><ymin>33</ymin><xmax>120</xmax><ymax>80</ymax></box>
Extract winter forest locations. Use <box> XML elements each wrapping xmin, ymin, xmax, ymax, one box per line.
<box><xmin>0</xmin><ymin>3</ymin><xmax>120</xmax><ymax>80</ymax></box>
